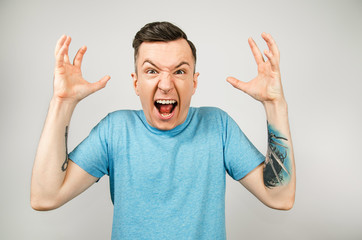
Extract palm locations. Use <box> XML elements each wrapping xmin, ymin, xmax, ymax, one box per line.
<box><xmin>227</xmin><ymin>33</ymin><xmax>284</xmax><ymax>103</ymax></box>
<box><xmin>54</xmin><ymin>59</ymin><xmax>87</xmax><ymax>100</ymax></box>
<box><xmin>53</xmin><ymin>35</ymin><xmax>110</xmax><ymax>103</ymax></box>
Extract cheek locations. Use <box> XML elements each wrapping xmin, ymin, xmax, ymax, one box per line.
<box><xmin>138</xmin><ymin>82</ymin><xmax>155</xmax><ymax>104</ymax></box>
<box><xmin>179</xmin><ymin>82</ymin><xmax>195</xmax><ymax>104</ymax></box>
<box><xmin>186</xmin><ymin>80</ymin><xmax>196</xmax><ymax>95</ymax></box>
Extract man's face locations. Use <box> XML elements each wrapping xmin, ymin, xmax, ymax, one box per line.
<box><xmin>132</xmin><ymin>39</ymin><xmax>199</xmax><ymax>130</ymax></box>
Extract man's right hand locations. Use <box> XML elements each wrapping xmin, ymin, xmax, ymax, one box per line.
<box><xmin>53</xmin><ymin>35</ymin><xmax>110</xmax><ymax>103</ymax></box>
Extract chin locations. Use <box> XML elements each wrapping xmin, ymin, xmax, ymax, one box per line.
<box><xmin>154</xmin><ymin>123</ymin><xmax>177</xmax><ymax>131</ymax></box>
<box><xmin>151</xmin><ymin>113</ymin><xmax>179</xmax><ymax>130</ymax></box>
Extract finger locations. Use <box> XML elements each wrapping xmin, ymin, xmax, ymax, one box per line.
<box><xmin>89</xmin><ymin>75</ymin><xmax>111</xmax><ymax>94</ymax></box>
<box><xmin>248</xmin><ymin>37</ymin><xmax>264</xmax><ymax>65</ymax></box>
<box><xmin>54</xmin><ymin>35</ymin><xmax>67</xmax><ymax>57</ymax></box>
<box><xmin>226</xmin><ymin>77</ymin><xmax>249</xmax><ymax>93</ymax></box>
<box><xmin>63</xmin><ymin>36</ymin><xmax>72</xmax><ymax>64</ymax></box>
<box><xmin>264</xmin><ymin>49</ymin><xmax>279</xmax><ymax>71</ymax></box>
<box><xmin>73</xmin><ymin>46</ymin><xmax>87</xmax><ymax>67</ymax></box>
<box><xmin>55</xmin><ymin>41</ymin><xmax>68</xmax><ymax>68</ymax></box>
<box><xmin>261</xmin><ymin>33</ymin><xmax>279</xmax><ymax>60</ymax></box>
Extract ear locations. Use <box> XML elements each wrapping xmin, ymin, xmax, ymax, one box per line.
<box><xmin>131</xmin><ymin>72</ymin><xmax>139</xmax><ymax>96</ymax></box>
<box><xmin>192</xmin><ymin>72</ymin><xmax>199</xmax><ymax>95</ymax></box>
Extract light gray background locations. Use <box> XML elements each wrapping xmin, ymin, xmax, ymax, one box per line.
<box><xmin>1</xmin><ymin>0</ymin><xmax>361</xmax><ymax>239</ymax></box>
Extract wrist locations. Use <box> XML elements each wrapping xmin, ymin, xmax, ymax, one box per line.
<box><xmin>51</xmin><ymin>96</ymin><xmax>79</xmax><ymax>107</ymax></box>
<box><xmin>49</xmin><ymin>97</ymin><xmax>78</xmax><ymax>125</ymax></box>
<box><xmin>262</xmin><ymin>98</ymin><xmax>288</xmax><ymax>125</ymax></box>
<box><xmin>263</xmin><ymin>97</ymin><xmax>287</xmax><ymax>109</ymax></box>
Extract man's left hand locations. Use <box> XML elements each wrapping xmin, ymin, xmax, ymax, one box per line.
<box><xmin>227</xmin><ymin>33</ymin><xmax>284</xmax><ymax>104</ymax></box>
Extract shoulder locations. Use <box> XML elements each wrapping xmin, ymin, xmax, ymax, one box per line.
<box><xmin>94</xmin><ymin>110</ymin><xmax>143</xmax><ymax>131</ymax></box>
<box><xmin>193</xmin><ymin>106</ymin><xmax>227</xmax><ymax>116</ymax></box>
<box><xmin>106</xmin><ymin>109</ymin><xmax>141</xmax><ymax>122</ymax></box>
<box><xmin>190</xmin><ymin>107</ymin><xmax>231</xmax><ymax>129</ymax></box>
<box><xmin>192</xmin><ymin>106</ymin><xmax>229</xmax><ymax>121</ymax></box>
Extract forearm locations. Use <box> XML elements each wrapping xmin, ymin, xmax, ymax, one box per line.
<box><xmin>262</xmin><ymin>98</ymin><xmax>296</xmax><ymax>209</ymax></box>
<box><xmin>31</xmin><ymin>97</ymin><xmax>77</xmax><ymax>209</ymax></box>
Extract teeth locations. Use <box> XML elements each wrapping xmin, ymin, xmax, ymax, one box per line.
<box><xmin>156</xmin><ymin>100</ymin><xmax>176</xmax><ymax>105</ymax></box>
<box><xmin>161</xmin><ymin>113</ymin><xmax>172</xmax><ymax>117</ymax></box>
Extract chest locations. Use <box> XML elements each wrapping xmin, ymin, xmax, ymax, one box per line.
<box><xmin>108</xmin><ymin>125</ymin><xmax>225</xmax><ymax>198</ymax></box>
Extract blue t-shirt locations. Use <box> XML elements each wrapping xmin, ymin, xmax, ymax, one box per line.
<box><xmin>69</xmin><ymin>107</ymin><xmax>264</xmax><ymax>240</ymax></box>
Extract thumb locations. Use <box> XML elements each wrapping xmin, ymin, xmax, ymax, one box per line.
<box><xmin>226</xmin><ymin>77</ymin><xmax>249</xmax><ymax>93</ymax></box>
<box><xmin>89</xmin><ymin>75</ymin><xmax>111</xmax><ymax>94</ymax></box>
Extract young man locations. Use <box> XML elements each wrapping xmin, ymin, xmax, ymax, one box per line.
<box><xmin>31</xmin><ymin>22</ymin><xmax>295</xmax><ymax>239</ymax></box>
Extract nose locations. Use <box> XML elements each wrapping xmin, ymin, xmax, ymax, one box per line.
<box><xmin>158</xmin><ymin>72</ymin><xmax>174</xmax><ymax>94</ymax></box>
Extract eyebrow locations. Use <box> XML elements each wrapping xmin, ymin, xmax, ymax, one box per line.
<box><xmin>142</xmin><ymin>59</ymin><xmax>190</xmax><ymax>70</ymax></box>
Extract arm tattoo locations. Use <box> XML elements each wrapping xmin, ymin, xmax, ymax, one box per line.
<box><xmin>263</xmin><ymin>122</ymin><xmax>291</xmax><ymax>188</ymax></box>
<box><xmin>61</xmin><ymin>126</ymin><xmax>69</xmax><ymax>171</ymax></box>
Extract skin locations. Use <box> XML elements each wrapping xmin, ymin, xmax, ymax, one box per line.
<box><xmin>131</xmin><ymin>39</ymin><xmax>199</xmax><ymax>130</ymax></box>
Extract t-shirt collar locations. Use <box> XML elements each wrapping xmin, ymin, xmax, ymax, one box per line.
<box><xmin>138</xmin><ymin>107</ymin><xmax>194</xmax><ymax>136</ymax></box>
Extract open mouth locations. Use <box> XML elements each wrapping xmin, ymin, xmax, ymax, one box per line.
<box><xmin>154</xmin><ymin>99</ymin><xmax>178</xmax><ymax>119</ymax></box>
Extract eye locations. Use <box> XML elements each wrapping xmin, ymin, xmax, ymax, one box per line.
<box><xmin>146</xmin><ymin>69</ymin><xmax>157</xmax><ymax>74</ymax></box>
<box><xmin>175</xmin><ymin>69</ymin><xmax>185</xmax><ymax>75</ymax></box>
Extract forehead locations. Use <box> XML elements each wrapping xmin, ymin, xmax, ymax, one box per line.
<box><xmin>137</xmin><ymin>39</ymin><xmax>194</xmax><ymax>68</ymax></box>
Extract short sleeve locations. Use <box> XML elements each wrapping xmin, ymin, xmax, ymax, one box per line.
<box><xmin>68</xmin><ymin>115</ymin><xmax>109</xmax><ymax>179</ymax></box>
<box><xmin>223</xmin><ymin>114</ymin><xmax>265</xmax><ymax>181</ymax></box>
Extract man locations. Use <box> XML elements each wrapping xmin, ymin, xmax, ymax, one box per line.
<box><xmin>31</xmin><ymin>22</ymin><xmax>295</xmax><ymax>239</ymax></box>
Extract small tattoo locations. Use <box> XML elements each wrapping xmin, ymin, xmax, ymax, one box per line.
<box><xmin>264</xmin><ymin>122</ymin><xmax>291</xmax><ymax>188</ymax></box>
<box><xmin>61</xmin><ymin>126</ymin><xmax>69</xmax><ymax>171</ymax></box>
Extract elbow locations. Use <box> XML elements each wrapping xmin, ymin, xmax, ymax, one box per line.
<box><xmin>286</xmin><ymin>195</ymin><xmax>295</xmax><ymax>210</ymax></box>
<box><xmin>31</xmin><ymin>203</ymin><xmax>52</xmax><ymax>212</ymax></box>
<box><xmin>31</xmin><ymin>198</ymin><xmax>54</xmax><ymax>211</ymax></box>
<box><xmin>283</xmin><ymin>191</ymin><xmax>296</xmax><ymax>210</ymax></box>
<box><xmin>277</xmin><ymin>199</ymin><xmax>294</xmax><ymax>211</ymax></box>
<box><xmin>270</xmin><ymin>194</ymin><xmax>295</xmax><ymax>211</ymax></box>
<box><xmin>30</xmin><ymin>194</ymin><xmax>60</xmax><ymax>211</ymax></box>
<box><xmin>30</xmin><ymin>183</ymin><xmax>63</xmax><ymax>211</ymax></box>
<box><xmin>262</xmin><ymin>188</ymin><xmax>295</xmax><ymax>210</ymax></box>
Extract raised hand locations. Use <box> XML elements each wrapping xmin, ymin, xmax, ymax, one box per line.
<box><xmin>53</xmin><ymin>35</ymin><xmax>110</xmax><ymax>103</ymax></box>
<box><xmin>227</xmin><ymin>33</ymin><xmax>284</xmax><ymax>104</ymax></box>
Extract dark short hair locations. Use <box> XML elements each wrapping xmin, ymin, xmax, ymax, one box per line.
<box><xmin>132</xmin><ymin>21</ymin><xmax>197</xmax><ymax>71</ymax></box>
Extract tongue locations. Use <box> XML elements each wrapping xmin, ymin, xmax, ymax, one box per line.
<box><xmin>159</xmin><ymin>104</ymin><xmax>173</xmax><ymax>114</ymax></box>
